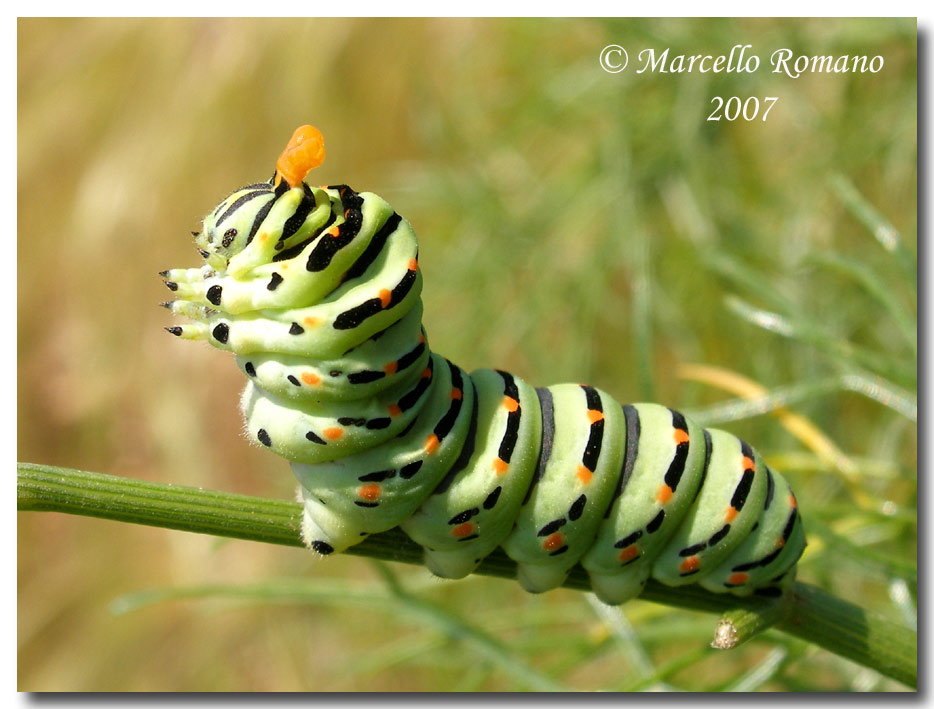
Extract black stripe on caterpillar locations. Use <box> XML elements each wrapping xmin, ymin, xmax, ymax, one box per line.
<box><xmin>162</xmin><ymin>125</ymin><xmax>806</xmax><ymax>605</ymax></box>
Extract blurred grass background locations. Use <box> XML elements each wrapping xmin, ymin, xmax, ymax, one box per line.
<box><xmin>18</xmin><ymin>17</ymin><xmax>916</xmax><ymax>691</ymax></box>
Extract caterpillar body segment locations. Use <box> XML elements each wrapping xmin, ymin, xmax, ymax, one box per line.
<box><xmin>696</xmin><ymin>474</ymin><xmax>804</xmax><ymax>594</ymax></box>
<box><xmin>400</xmin><ymin>368</ymin><xmax>544</xmax><ymax>580</ymax></box>
<box><xmin>580</xmin><ymin>403</ymin><xmax>709</xmax><ymax>604</ymax></box>
<box><xmin>239</xmin><ymin>353</ymin><xmax>432</xmax><ymax>465</ymax></box>
<box><xmin>165</xmin><ymin>125</ymin><xmax>806</xmax><ymax>604</ymax></box>
<box><xmin>233</xmin><ymin>307</ymin><xmax>429</xmax><ymax>404</ymax></box>
<box><xmin>650</xmin><ymin>429</ymin><xmax>768</xmax><ymax>588</ymax></box>
<box><xmin>501</xmin><ymin>384</ymin><xmax>628</xmax><ymax>594</ymax></box>
<box><xmin>294</xmin><ymin>354</ymin><xmax>476</xmax><ymax>554</ymax></box>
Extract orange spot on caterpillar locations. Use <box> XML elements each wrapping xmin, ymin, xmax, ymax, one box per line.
<box><xmin>407</xmin><ymin>258</ymin><xmax>418</xmax><ymax>271</ymax></box>
<box><xmin>388</xmin><ymin>405</ymin><xmax>402</xmax><ymax>417</ymax></box>
<box><xmin>451</xmin><ymin>522</ymin><xmax>474</xmax><ymax>538</ymax></box>
<box><xmin>492</xmin><ymin>458</ymin><xmax>509</xmax><ymax>475</ymax></box>
<box><xmin>384</xmin><ymin>361</ymin><xmax>398</xmax><ymax>375</ymax></box>
<box><xmin>742</xmin><ymin>456</ymin><xmax>756</xmax><ymax>472</ymax></box>
<box><xmin>503</xmin><ymin>397</ymin><xmax>519</xmax><ymax>413</ymax></box>
<box><xmin>260</xmin><ymin>232</ymin><xmax>270</xmax><ymax>242</ymax></box>
<box><xmin>323</xmin><ymin>427</ymin><xmax>343</xmax><ymax>441</ymax></box>
<box><xmin>673</xmin><ymin>428</ymin><xmax>690</xmax><ymax>445</ymax></box>
<box><xmin>725</xmin><ymin>506</ymin><xmax>738</xmax><ymax>523</ymax></box>
<box><xmin>727</xmin><ymin>572</ymin><xmax>749</xmax><ymax>586</ymax></box>
<box><xmin>586</xmin><ymin>409</ymin><xmax>604</xmax><ymax>424</ymax></box>
<box><xmin>379</xmin><ymin>289</ymin><xmax>392</xmax><ymax>307</ymax></box>
<box><xmin>301</xmin><ymin>372</ymin><xmax>321</xmax><ymax>386</ymax></box>
<box><xmin>618</xmin><ymin>544</ymin><xmax>640</xmax><ymax>563</ymax></box>
<box><xmin>421</xmin><ymin>368</ymin><xmax>432</xmax><ymax>379</ymax></box>
<box><xmin>656</xmin><ymin>484</ymin><xmax>673</xmax><ymax>505</ymax></box>
<box><xmin>344</xmin><ymin>209</ymin><xmax>351</xmax><ymax>218</ymax></box>
<box><xmin>776</xmin><ymin>538</ymin><xmax>786</xmax><ymax>548</ymax></box>
<box><xmin>281</xmin><ymin>263</ymin><xmax>289</xmax><ymax>270</ymax></box>
<box><xmin>419</xmin><ymin>333</ymin><xmax>426</xmax><ymax>344</ymax></box>
<box><xmin>424</xmin><ymin>434</ymin><xmax>440</xmax><ymax>454</ymax></box>
<box><xmin>303</xmin><ymin>316</ymin><xmax>320</xmax><ymax>327</ymax></box>
<box><xmin>357</xmin><ymin>483</ymin><xmax>381</xmax><ymax>501</ymax></box>
<box><xmin>576</xmin><ymin>465</ymin><xmax>593</xmax><ymax>485</ymax></box>
<box><xmin>276</xmin><ymin>124</ymin><xmax>326</xmax><ymax>188</ymax></box>
<box><xmin>327</xmin><ymin>226</ymin><xmax>341</xmax><ymax>238</ymax></box>
<box><xmin>789</xmin><ymin>494</ymin><xmax>797</xmax><ymax>509</ymax></box>
<box><xmin>542</xmin><ymin>532</ymin><xmax>565</xmax><ymax>552</ymax></box>
<box><xmin>680</xmin><ymin>556</ymin><xmax>700</xmax><ymax>573</ymax></box>
<box><xmin>450</xmin><ymin>388</ymin><xmax>462</xmax><ymax>400</ymax></box>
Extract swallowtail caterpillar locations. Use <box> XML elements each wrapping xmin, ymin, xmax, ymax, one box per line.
<box><xmin>163</xmin><ymin>124</ymin><xmax>806</xmax><ymax>604</ymax></box>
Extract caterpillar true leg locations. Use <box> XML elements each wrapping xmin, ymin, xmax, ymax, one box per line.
<box><xmin>165</xmin><ymin>124</ymin><xmax>806</xmax><ymax>602</ymax></box>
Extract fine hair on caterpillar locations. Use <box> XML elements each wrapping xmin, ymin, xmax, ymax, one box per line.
<box><xmin>163</xmin><ymin>124</ymin><xmax>806</xmax><ymax>605</ymax></box>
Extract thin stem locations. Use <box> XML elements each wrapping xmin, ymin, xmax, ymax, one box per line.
<box><xmin>18</xmin><ymin>462</ymin><xmax>917</xmax><ymax>689</ymax></box>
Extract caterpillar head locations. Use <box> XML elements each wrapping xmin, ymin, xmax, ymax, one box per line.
<box><xmin>193</xmin><ymin>125</ymin><xmax>328</xmax><ymax>273</ymax></box>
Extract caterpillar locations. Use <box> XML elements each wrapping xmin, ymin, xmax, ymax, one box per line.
<box><xmin>162</xmin><ymin>124</ymin><xmax>806</xmax><ymax>605</ymax></box>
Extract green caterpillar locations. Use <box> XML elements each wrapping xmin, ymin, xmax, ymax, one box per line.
<box><xmin>162</xmin><ymin>125</ymin><xmax>806</xmax><ymax>604</ymax></box>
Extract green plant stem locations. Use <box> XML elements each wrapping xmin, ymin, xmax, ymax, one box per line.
<box><xmin>18</xmin><ymin>462</ymin><xmax>917</xmax><ymax>689</ymax></box>
<box><xmin>711</xmin><ymin>599</ymin><xmax>791</xmax><ymax>651</ymax></box>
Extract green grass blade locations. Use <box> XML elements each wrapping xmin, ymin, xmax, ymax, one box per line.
<box><xmin>725</xmin><ymin>296</ymin><xmax>916</xmax><ymax>388</ymax></box>
<box><xmin>805</xmin><ymin>250</ymin><xmax>916</xmax><ymax>353</ymax></box>
<box><xmin>829</xmin><ymin>175</ymin><xmax>916</xmax><ymax>282</ymax></box>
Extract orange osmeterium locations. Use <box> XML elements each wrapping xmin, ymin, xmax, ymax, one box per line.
<box><xmin>276</xmin><ymin>124</ymin><xmax>326</xmax><ymax>188</ymax></box>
